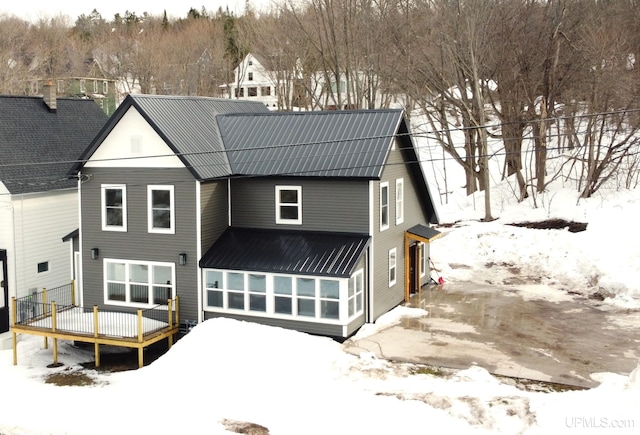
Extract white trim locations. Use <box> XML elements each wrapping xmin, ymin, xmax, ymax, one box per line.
<box><xmin>380</xmin><ymin>181</ymin><xmax>389</xmax><ymax>231</ymax></box>
<box><xmin>147</xmin><ymin>185</ymin><xmax>175</xmax><ymax>234</ymax></box>
<box><xmin>388</xmin><ymin>247</ymin><xmax>397</xmax><ymax>287</ymax></box>
<box><xmin>419</xmin><ymin>242</ymin><xmax>426</xmax><ymax>278</ymax></box>
<box><xmin>103</xmin><ymin>258</ymin><xmax>176</xmax><ymax>309</ymax></box>
<box><xmin>196</xmin><ymin>181</ymin><xmax>203</xmax><ymax>323</ymax></box>
<box><xmin>101</xmin><ymin>184</ymin><xmax>127</xmax><ymax>232</ymax></box>
<box><xmin>275</xmin><ymin>185</ymin><xmax>302</xmax><ymax>225</ymax></box>
<box><xmin>395</xmin><ymin>178</ymin><xmax>404</xmax><ymax>225</ymax></box>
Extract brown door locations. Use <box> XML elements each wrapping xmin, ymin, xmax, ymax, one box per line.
<box><xmin>408</xmin><ymin>243</ymin><xmax>420</xmax><ymax>294</ymax></box>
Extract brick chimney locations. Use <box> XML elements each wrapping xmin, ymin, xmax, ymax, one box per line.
<box><xmin>43</xmin><ymin>81</ymin><xmax>57</xmax><ymax>112</ymax></box>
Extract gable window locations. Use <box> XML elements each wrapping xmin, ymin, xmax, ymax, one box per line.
<box><xmin>380</xmin><ymin>182</ymin><xmax>389</xmax><ymax>231</ymax></box>
<box><xmin>105</xmin><ymin>259</ymin><xmax>175</xmax><ymax>307</ymax></box>
<box><xmin>389</xmin><ymin>248</ymin><xmax>397</xmax><ymax>287</ymax></box>
<box><xmin>276</xmin><ymin>186</ymin><xmax>302</xmax><ymax>225</ymax></box>
<box><xmin>248</xmin><ymin>72</ymin><xmax>254</xmax><ymax>81</ymax></box>
<box><xmin>396</xmin><ymin>178</ymin><xmax>404</xmax><ymax>225</ymax></box>
<box><xmin>101</xmin><ymin>184</ymin><xmax>127</xmax><ymax>231</ymax></box>
<box><xmin>148</xmin><ymin>185</ymin><xmax>175</xmax><ymax>234</ymax></box>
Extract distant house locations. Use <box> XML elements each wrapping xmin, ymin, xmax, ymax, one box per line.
<box><xmin>0</xmin><ymin>87</ymin><xmax>108</xmax><ymax>345</ymax></box>
<box><xmin>219</xmin><ymin>53</ymin><xmax>303</xmax><ymax>110</ymax></box>
<box><xmin>69</xmin><ymin>94</ymin><xmax>439</xmax><ymax>339</ymax></box>
<box><xmin>27</xmin><ymin>77</ymin><xmax>122</xmax><ymax>116</ymax></box>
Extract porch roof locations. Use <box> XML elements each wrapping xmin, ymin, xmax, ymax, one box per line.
<box><xmin>200</xmin><ymin>228</ymin><xmax>370</xmax><ymax>278</ymax></box>
<box><xmin>407</xmin><ymin>224</ymin><xmax>442</xmax><ymax>241</ymax></box>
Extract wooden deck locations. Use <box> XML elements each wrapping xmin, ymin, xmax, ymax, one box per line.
<box><xmin>11</xmin><ymin>295</ymin><xmax>180</xmax><ymax>368</ymax></box>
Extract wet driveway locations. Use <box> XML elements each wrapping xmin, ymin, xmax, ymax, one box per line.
<box><xmin>345</xmin><ymin>283</ymin><xmax>640</xmax><ymax>388</ymax></box>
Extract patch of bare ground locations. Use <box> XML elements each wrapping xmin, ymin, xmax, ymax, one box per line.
<box><xmin>45</xmin><ymin>367</ymin><xmax>98</xmax><ymax>387</ymax></box>
<box><xmin>508</xmin><ymin>219</ymin><xmax>587</xmax><ymax>233</ymax></box>
<box><xmin>221</xmin><ymin>419</ymin><xmax>270</xmax><ymax>435</ymax></box>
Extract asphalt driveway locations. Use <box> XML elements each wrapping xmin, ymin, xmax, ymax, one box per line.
<box><xmin>344</xmin><ymin>283</ymin><xmax>640</xmax><ymax>388</ymax></box>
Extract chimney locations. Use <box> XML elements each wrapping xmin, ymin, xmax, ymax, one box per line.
<box><xmin>43</xmin><ymin>80</ymin><xmax>57</xmax><ymax>112</ymax></box>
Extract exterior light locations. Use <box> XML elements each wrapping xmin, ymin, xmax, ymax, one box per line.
<box><xmin>91</xmin><ymin>248</ymin><xmax>99</xmax><ymax>260</ymax></box>
<box><xmin>179</xmin><ymin>253</ymin><xmax>187</xmax><ymax>266</ymax></box>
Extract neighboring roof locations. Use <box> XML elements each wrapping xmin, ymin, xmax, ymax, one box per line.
<box><xmin>62</xmin><ymin>228</ymin><xmax>79</xmax><ymax>242</ymax></box>
<box><xmin>69</xmin><ymin>94</ymin><xmax>270</xmax><ymax>179</ymax></box>
<box><xmin>0</xmin><ymin>95</ymin><xmax>108</xmax><ymax>194</ymax></box>
<box><xmin>217</xmin><ymin>110</ymin><xmax>404</xmax><ymax>178</ymax></box>
<box><xmin>407</xmin><ymin>224</ymin><xmax>442</xmax><ymax>241</ymax></box>
<box><xmin>199</xmin><ymin>228</ymin><xmax>370</xmax><ymax>278</ymax></box>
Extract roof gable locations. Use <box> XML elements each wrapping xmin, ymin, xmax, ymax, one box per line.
<box><xmin>70</xmin><ymin>94</ymin><xmax>270</xmax><ymax>179</ymax></box>
<box><xmin>0</xmin><ymin>95</ymin><xmax>108</xmax><ymax>194</ymax></box>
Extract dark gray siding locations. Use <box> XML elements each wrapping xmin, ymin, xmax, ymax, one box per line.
<box><xmin>230</xmin><ymin>178</ymin><xmax>369</xmax><ymax>233</ymax></box>
<box><xmin>79</xmin><ymin>167</ymin><xmax>200</xmax><ymax>321</ymax></box>
<box><xmin>371</xmin><ymin>138</ymin><xmax>431</xmax><ymax>320</ymax></box>
<box><xmin>199</xmin><ymin>180</ymin><xmax>229</xmax><ymax>254</ymax></box>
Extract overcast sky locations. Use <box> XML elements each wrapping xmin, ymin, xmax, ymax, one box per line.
<box><xmin>0</xmin><ymin>0</ymin><xmax>269</xmax><ymax>22</ymax></box>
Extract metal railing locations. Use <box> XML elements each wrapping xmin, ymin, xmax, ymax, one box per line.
<box><xmin>12</xmin><ymin>283</ymin><xmax>179</xmax><ymax>341</ymax></box>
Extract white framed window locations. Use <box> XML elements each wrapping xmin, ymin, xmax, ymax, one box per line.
<box><xmin>93</xmin><ymin>80</ymin><xmax>98</xmax><ymax>93</ymax></box>
<box><xmin>348</xmin><ymin>269</ymin><xmax>364</xmax><ymax>317</ymax></box>
<box><xmin>420</xmin><ymin>242</ymin><xmax>427</xmax><ymax>278</ymax></box>
<box><xmin>380</xmin><ymin>182</ymin><xmax>389</xmax><ymax>231</ymax></box>
<box><xmin>103</xmin><ymin>80</ymin><xmax>108</xmax><ymax>93</ymax></box>
<box><xmin>389</xmin><ymin>248</ymin><xmax>397</xmax><ymax>287</ymax></box>
<box><xmin>248</xmin><ymin>72</ymin><xmax>254</xmax><ymax>81</ymax></box>
<box><xmin>396</xmin><ymin>178</ymin><xmax>404</xmax><ymax>225</ymax></box>
<box><xmin>104</xmin><ymin>259</ymin><xmax>175</xmax><ymax>308</ymax></box>
<box><xmin>276</xmin><ymin>186</ymin><xmax>302</xmax><ymax>225</ymax></box>
<box><xmin>203</xmin><ymin>270</ymin><xmax>353</xmax><ymax>322</ymax></box>
<box><xmin>101</xmin><ymin>184</ymin><xmax>127</xmax><ymax>231</ymax></box>
<box><xmin>148</xmin><ymin>185</ymin><xmax>175</xmax><ymax>234</ymax></box>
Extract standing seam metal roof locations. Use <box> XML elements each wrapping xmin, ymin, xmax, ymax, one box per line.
<box><xmin>217</xmin><ymin>110</ymin><xmax>404</xmax><ymax>178</ymax></box>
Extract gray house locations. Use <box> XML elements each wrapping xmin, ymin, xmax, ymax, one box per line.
<box><xmin>69</xmin><ymin>94</ymin><xmax>439</xmax><ymax>339</ymax></box>
<box><xmin>0</xmin><ymin>88</ymin><xmax>108</xmax><ymax>346</ymax></box>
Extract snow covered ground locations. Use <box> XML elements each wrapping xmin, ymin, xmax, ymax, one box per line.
<box><xmin>1</xmin><ymin>182</ymin><xmax>639</xmax><ymax>434</ymax></box>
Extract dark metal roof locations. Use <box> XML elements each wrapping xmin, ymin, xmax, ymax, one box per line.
<box><xmin>61</xmin><ymin>228</ymin><xmax>79</xmax><ymax>242</ymax></box>
<box><xmin>407</xmin><ymin>224</ymin><xmax>442</xmax><ymax>241</ymax></box>
<box><xmin>0</xmin><ymin>95</ymin><xmax>108</xmax><ymax>194</ymax></box>
<box><xmin>69</xmin><ymin>94</ymin><xmax>269</xmax><ymax>179</ymax></box>
<box><xmin>200</xmin><ymin>228</ymin><xmax>370</xmax><ymax>278</ymax></box>
<box><xmin>217</xmin><ymin>110</ymin><xmax>404</xmax><ymax>178</ymax></box>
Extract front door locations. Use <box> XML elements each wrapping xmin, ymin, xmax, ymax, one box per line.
<box><xmin>0</xmin><ymin>250</ymin><xmax>8</xmax><ymax>333</ymax></box>
<box><xmin>408</xmin><ymin>243</ymin><xmax>421</xmax><ymax>295</ymax></box>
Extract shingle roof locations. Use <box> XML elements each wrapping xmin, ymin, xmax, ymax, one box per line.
<box><xmin>200</xmin><ymin>228</ymin><xmax>370</xmax><ymax>277</ymax></box>
<box><xmin>69</xmin><ymin>94</ymin><xmax>270</xmax><ymax>180</ymax></box>
<box><xmin>0</xmin><ymin>95</ymin><xmax>108</xmax><ymax>194</ymax></box>
<box><xmin>217</xmin><ymin>110</ymin><xmax>403</xmax><ymax>178</ymax></box>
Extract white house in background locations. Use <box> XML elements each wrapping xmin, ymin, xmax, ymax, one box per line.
<box><xmin>219</xmin><ymin>53</ymin><xmax>282</xmax><ymax>109</ymax></box>
<box><xmin>0</xmin><ymin>87</ymin><xmax>107</xmax><ymax>347</ymax></box>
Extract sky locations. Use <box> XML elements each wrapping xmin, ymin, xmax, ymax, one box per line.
<box><xmin>0</xmin><ymin>0</ymin><xmax>271</xmax><ymax>22</ymax></box>
<box><xmin>1</xmin><ymin>162</ymin><xmax>640</xmax><ymax>434</ymax></box>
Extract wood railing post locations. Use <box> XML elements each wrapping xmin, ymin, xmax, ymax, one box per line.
<box><xmin>137</xmin><ymin>309</ymin><xmax>144</xmax><ymax>369</ymax></box>
<box><xmin>11</xmin><ymin>297</ymin><xmax>17</xmax><ymax>366</ymax></box>
<box><xmin>52</xmin><ymin>301</ymin><xmax>58</xmax><ymax>365</ymax></box>
<box><xmin>93</xmin><ymin>306</ymin><xmax>100</xmax><ymax>367</ymax></box>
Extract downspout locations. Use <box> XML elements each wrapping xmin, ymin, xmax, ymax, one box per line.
<box><xmin>196</xmin><ymin>180</ymin><xmax>203</xmax><ymax>323</ymax></box>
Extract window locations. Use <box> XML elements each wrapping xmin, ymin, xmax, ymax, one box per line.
<box><xmin>57</xmin><ymin>80</ymin><xmax>64</xmax><ymax>93</ymax></box>
<box><xmin>248</xmin><ymin>72</ymin><xmax>254</xmax><ymax>81</ymax></box>
<box><xmin>389</xmin><ymin>248</ymin><xmax>397</xmax><ymax>287</ymax></box>
<box><xmin>396</xmin><ymin>178</ymin><xmax>404</xmax><ymax>225</ymax></box>
<box><xmin>93</xmin><ymin>80</ymin><xmax>98</xmax><ymax>93</ymax></box>
<box><xmin>148</xmin><ymin>185</ymin><xmax>175</xmax><ymax>234</ymax></box>
<box><xmin>380</xmin><ymin>182</ymin><xmax>389</xmax><ymax>231</ymax></box>
<box><xmin>103</xmin><ymin>81</ymin><xmax>109</xmax><ymax>93</ymax></box>
<box><xmin>37</xmin><ymin>262</ymin><xmax>49</xmax><ymax>273</ymax></box>
<box><xmin>80</xmin><ymin>79</ymin><xmax>86</xmax><ymax>92</ymax></box>
<box><xmin>105</xmin><ymin>260</ymin><xmax>174</xmax><ymax>307</ymax></box>
<box><xmin>248</xmin><ymin>87</ymin><xmax>258</xmax><ymax>97</ymax></box>
<box><xmin>248</xmin><ymin>60</ymin><xmax>253</xmax><ymax>66</ymax></box>
<box><xmin>420</xmin><ymin>242</ymin><xmax>427</xmax><ymax>278</ymax></box>
<box><xmin>203</xmin><ymin>271</ymin><xmax>357</xmax><ymax>321</ymax></box>
<box><xmin>235</xmin><ymin>87</ymin><xmax>244</xmax><ymax>97</ymax></box>
<box><xmin>101</xmin><ymin>184</ymin><xmax>127</xmax><ymax>231</ymax></box>
<box><xmin>261</xmin><ymin>86</ymin><xmax>271</xmax><ymax>96</ymax></box>
<box><xmin>348</xmin><ymin>270</ymin><xmax>364</xmax><ymax>317</ymax></box>
<box><xmin>276</xmin><ymin>186</ymin><xmax>302</xmax><ymax>225</ymax></box>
